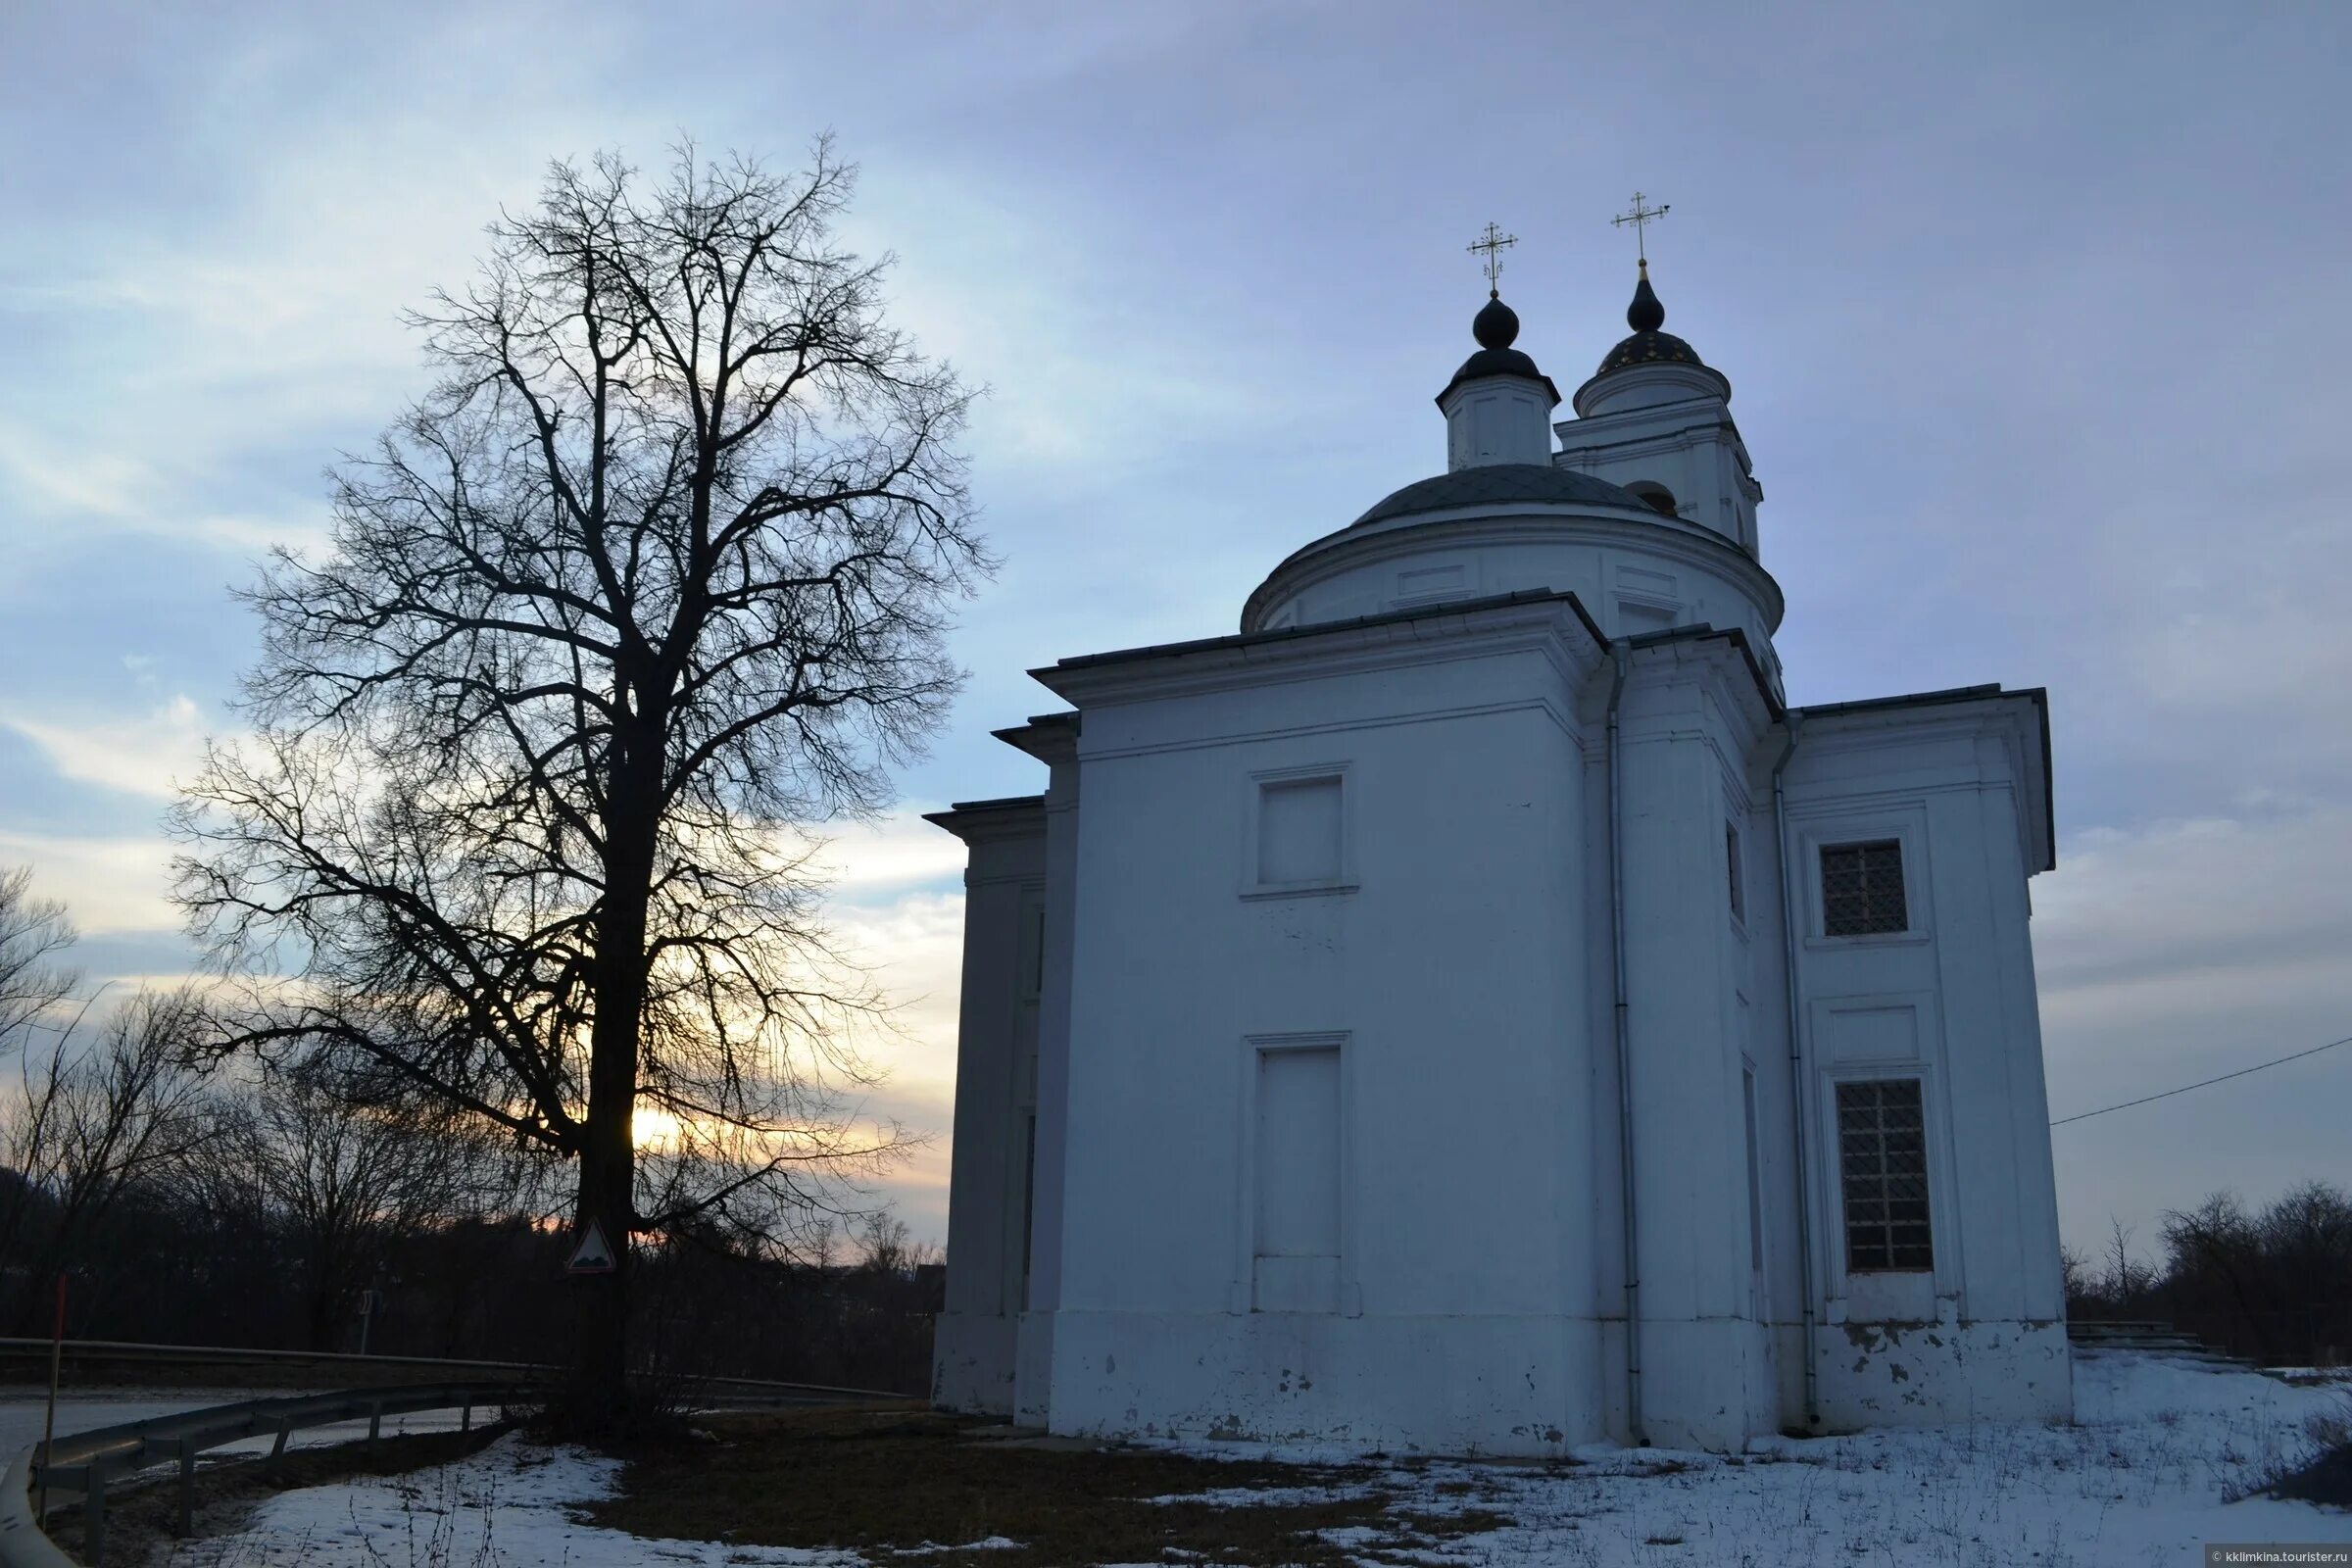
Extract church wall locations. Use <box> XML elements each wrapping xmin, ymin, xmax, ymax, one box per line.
<box><xmin>1015</xmin><ymin>747</ymin><xmax>1082</xmax><ymax>1426</ymax></box>
<box><xmin>1781</xmin><ymin>710</ymin><xmax>2072</xmax><ymax>1431</ymax></box>
<box><xmin>1728</xmin><ymin>767</ymin><xmax>1814</xmax><ymax>1430</ymax></box>
<box><xmin>1043</xmin><ymin>638</ymin><xmax>1613</xmax><ymax>1452</ymax></box>
<box><xmin>931</xmin><ymin>811</ymin><xmax>1047</xmax><ymax>1415</ymax></box>
<box><xmin>1610</xmin><ymin>651</ymin><xmax>1782</xmax><ymax>1449</ymax></box>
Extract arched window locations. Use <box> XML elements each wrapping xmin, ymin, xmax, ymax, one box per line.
<box><xmin>1626</xmin><ymin>480</ymin><xmax>1678</xmax><ymax>518</ymax></box>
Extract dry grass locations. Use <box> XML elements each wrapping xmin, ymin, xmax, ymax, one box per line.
<box><xmin>589</xmin><ymin>1405</ymin><xmax>1513</xmax><ymax>1567</ymax></box>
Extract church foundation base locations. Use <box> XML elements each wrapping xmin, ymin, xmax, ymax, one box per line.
<box><xmin>1044</xmin><ymin>1309</ymin><xmax>1608</xmax><ymax>1455</ymax></box>
<box><xmin>1813</xmin><ymin>1318</ymin><xmax>2073</xmax><ymax>1431</ymax></box>
<box><xmin>1632</xmin><ymin>1316</ymin><xmax>1780</xmax><ymax>1451</ymax></box>
<box><xmin>1013</xmin><ymin>1309</ymin><xmax>1056</xmax><ymax>1426</ymax></box>
<box><xmin>932</xmin><ymin>1310</ymin><xmax>1017</xmax><ymax>1415</ymax></box>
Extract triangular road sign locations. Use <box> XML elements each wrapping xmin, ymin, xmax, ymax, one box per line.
<box><xmin>564</xmin><ymin>1219</ymin><xmax>617</xmax><ymax>1275</ymax></box>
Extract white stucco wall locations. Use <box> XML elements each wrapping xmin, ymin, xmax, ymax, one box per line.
<box><xmin>1033</xmin><ymin>606</ymin><xmax>1613</xmax><ymax>1452</ymax></box>
<box><xmin>929</xmin><ymin>804</ymin><xmax>1046</xmax><ymax>1415</ymax></box>
<box><xmin>1778</xmin><ymin>700</ymin><xmax>2070</xmax><ymax>1430</ymax></box>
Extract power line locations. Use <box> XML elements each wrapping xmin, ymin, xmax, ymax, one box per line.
<box><xmin>2049</xmin><ymin>1033</ymin><xmax>2352</xmax><ymax>1128</ymax></box>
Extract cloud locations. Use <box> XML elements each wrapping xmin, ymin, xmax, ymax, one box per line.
<box><xmin>0</xmin><ymin>829</ymin><xmax>180</xmax><ymax>939</ymax></box>
<box><xmin>814</xmin><ymin>881</ymin><xmax>971</xmax><ymax>1247</ymax></box>
<box><xmin>801</xmin><ymin>811</ymin><xmax>971</xmax><ymax>904</ymax></box>
<box><xmin>0</xmin><ymin>420</ymin><xmax>155</xmax><ymax>520</ymax></box>
<box><xmin>2035</xmin><ymin>806</ymin><xmax>2352</xmax><ymax>1260</ymax></box>
<box><xmin>1</xmin><ymin>694</ymin><xmax>212</xmax><ymax>801</ymax></box>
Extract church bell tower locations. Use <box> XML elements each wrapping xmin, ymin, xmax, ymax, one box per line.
<box><xmin>1553</xmin><ymin>261</ymin><xmax>1764</xmax><ymax>557</ymax></box>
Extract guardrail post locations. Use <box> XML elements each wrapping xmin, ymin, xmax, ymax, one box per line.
<box><xmin>270</xmin><ymin>1415</ymin><xmax>293</xmax><ymax>1479</ymax></box>
<box><xmin>460</xmin><ymin>1400</ymin><xmax>471</xmax><ymax>1433</ymax></box>
<box><xmin>174</xmin><ymin>1439</ymin><xmax>197</xmax><ymax>1537</ymax></box>
<box><xmin>366</xmin><ymin>1400</ymin><xmax>382</xmax><ymax>1454</ymax></box>
<box><xmin>81</xmin><ymin>1465</ymin><xmax>106</xmax><ymax>1566</ymax></box>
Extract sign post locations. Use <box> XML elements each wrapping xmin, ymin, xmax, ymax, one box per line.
<box><xmin>37</xmin><ymin>1273</ymin><xmax>64</xmax><ymax>1520</ymax></box>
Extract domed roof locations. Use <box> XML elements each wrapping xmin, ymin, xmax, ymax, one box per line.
<box><xmin>1598</xmin><ymin>329</ymin><xmax>1706</xmax><ymax>373</ymax></box>
<box><xmin>1439</xmin><ymin>291</ymin><xmax>1559</xmax><ymax>405</ymax></box>
<box><xmin>1350</xmin><ymin>463</ymin><xmax>1649</xmax><ymax>529</ymax></box>
<box><xmin>1594</xmin><ymin>262</ymin><xmax>1710</xmax><ymax>375</ymax></box>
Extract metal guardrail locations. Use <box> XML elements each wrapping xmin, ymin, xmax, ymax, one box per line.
<box><xmin>0</xmin><ymin>1338</ymin><xmax>544</xmax><ymax>1379</ymax></box>
<box><xmin>0</xmin><ymin>1345</ymin><xmax>920</xmax><ymax>1566</ymax></box>
<box><xmin>0</xmin><ymin>1380</ymin><xmax>528</xmax><ymax>1568</ymax></box>
<box><xmin>0</xmin><ymin>1338</ymin><xmax>906</xmax><ymax>1403</ymax></box>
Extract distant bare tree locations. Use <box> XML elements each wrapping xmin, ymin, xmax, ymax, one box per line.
<box><xmin>211</xmin><ymin>1071</ymin><xmax>485</xmax><ymax>1349</ymax></box>
<box><xmin>0</xmin><ymin>989</ymin><xmax>212</xmax><ymax>1316</ymax></box>
<box><xmin>2159</xmin><ymin>1183</ymin><xmax>2352</xmax><ymax>1366</ymax></box>
<box><xmin>0</xmin><ymin>866</ymin><xmax>76</xmax><ymax>1054</ymax></box>
<box><xmin>2104</xmin><ymin>1217</ymin><xmax>2157</xmax><ymax>1301</ymax></box>
<box><xmin>171</xmin><ymin>139</ymin><xmax>985</xmax><ymax>1430</ymax></box>
<box><xmin>858</xmin><ymin>1212</ymin><xmax>912</xmax><ymax>1275</ymax></box>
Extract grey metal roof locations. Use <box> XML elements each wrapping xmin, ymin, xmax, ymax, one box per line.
<box><xmin>1350</xmin><ymin>464</ymin><xmax>1648</xmax><ymax>529</ymax></box>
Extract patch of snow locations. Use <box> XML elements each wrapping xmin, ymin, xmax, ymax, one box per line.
<box><xmin>1164</xmin><ymin>1354</ymin><xmax>2352</xmax><ymax>1566</ymax></box>
<box><xmin>171</xmin><ymin>1432</ymin><xmax>863</xmax><ymax>1567</ymax></box>
<box><xmin>1143</xmin><ymin>1482</ymin><xmax>1374</xmax><ymax>1508</ymax></box>
<box><xmin>890</xmin><ymin>1539</ymin><xmax>1022</xmax><ymax>1556</ymax></box>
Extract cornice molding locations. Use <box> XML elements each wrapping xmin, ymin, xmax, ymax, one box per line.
<box><xmin>924</xmin><ymin>798</ymin><xmax>1047</xmax><ymax>844</ymax></box>
<box><xmin>1036</xmin><ymin>596</ymin><xmax>1609</xmax><ymax>712</ymax></box>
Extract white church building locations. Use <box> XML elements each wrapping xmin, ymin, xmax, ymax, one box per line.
<box><xmin>927</xmin><ymin>259</ymin><xmax>2072</xmax><ymax>1453</ymax></box>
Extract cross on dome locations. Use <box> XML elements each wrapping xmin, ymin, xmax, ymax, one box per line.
<box><xmin>1610</xmin><ymin>191</ymin><xmax>1669</xmax><ymax>264</ymax></box>
<box><xmin>1467</xmin><ymin>221</ymin><xmax>1518</xmax><ymax>298</ymax></box>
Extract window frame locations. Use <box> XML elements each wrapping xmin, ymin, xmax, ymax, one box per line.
<box><xmin>1240</xmin><ymin>762</ymin><xmax>1358</xmax><ymax>901</ymax></box>
<box><xmin>1741</xmin><ymin>1060</ymin><xmax>1765</xmax><ymax>1276</ymax></box>
<box><xmin>1795</xmin><ymin>813</ymin><xmax>1932</xmax><ymax>949</ymax></box>
<box><xmin>1725</xmin><ymin>819</ymin><xmax>1747</xmax><ymax>929</ymax></box>
<box><xmin>1230</xmin><ymin>1031</ymin><xmax>1360</xmax><ymax>1316</ymax></box>
<box><xmin>1832</xmin><ymin>1073</ymin><xmax>1936</xmax><ymax>1277</ymax></box>
<box><xmin>1819</xmin><ymin>838</ymin><xmax>1909</xmax><ymax>938</ymax></box>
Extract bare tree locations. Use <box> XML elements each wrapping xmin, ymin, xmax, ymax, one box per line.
<box><xmin>2103</xmin><ymin>1216</ymin><xmax>2156</xmax><ymax>1302</ymax></box>
<box><xmin>0</xmin><ymin>866</ymin><xmax>77</xmax><ymax>1054</ymax></box>
<box><xmin>211</xmin><ymin>1070</ymin><xmax>487</xmax><ymax>1349</ymax></box>
<box><xmin>0</xmin><ymin>989</ymin><xmax>213</xmax><ymax>1316</ymax></box>
<box><xmin>171</xmin><ymin>139</ymin><xmax>984</xmax><ymax>1430</ymax></box>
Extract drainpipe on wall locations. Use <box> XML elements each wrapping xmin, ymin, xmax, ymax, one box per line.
<box><xmin>1770</xmin><ymin>714</ymin><xmax>1821</xmax><ymax>1429</ymax></box>
<box><xmin>1604</xmin><ymin>643</ymin><xmax>1645</xmax><ymax>1446</ymax></box>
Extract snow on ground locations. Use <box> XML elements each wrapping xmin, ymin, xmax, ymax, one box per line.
<box><xmin>165</xmin><ymin>1353</ymin><xmax>2349</xmax><ymax>1567</ymax></box>
<box><xmin>1158</xmin><ymin>1353</ymin><xmax>2352</xmax><ymax>1566</ymax></box>
<box><xmin>163</xmin><ymin>1436</ymin><xmax>862</xmax><ymax>1567</ymax></box>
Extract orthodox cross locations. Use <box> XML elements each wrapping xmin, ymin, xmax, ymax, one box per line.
<box><xmin>1611</xmin><ymin>191</ymin><xmax>1670</xmax><ymax>263</ymax></box>
<box><xmin>1467</xmin><ymin>221</ymin><xmax>1518</xmax><ymax>296</ymax></box>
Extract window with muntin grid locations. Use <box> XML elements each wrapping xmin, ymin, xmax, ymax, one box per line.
<box><xmin>1821</xmin><ymin>839</ymin><xmax>1906</xmax><ymax>936</ymax></box>
<box><xmin>1837</xmin><ymin>1077</ymin><xmax>1933</xmax><ymax>1272</ymax></box>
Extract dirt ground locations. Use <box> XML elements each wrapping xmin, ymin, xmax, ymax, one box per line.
<box><xmin>591</xmin><ymin>1405</ymin><xmax>1523</xmax><ymax>1568</ymax></box>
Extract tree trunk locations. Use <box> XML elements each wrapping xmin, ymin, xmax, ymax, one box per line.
<box><xmin>570</xmin><ymin>752</ymin><xmax>658</xmax><ymax>1434</ymax></box>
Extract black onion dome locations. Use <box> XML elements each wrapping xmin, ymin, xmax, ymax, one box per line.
<box><xmin>1627</xmin><ymin>268</ymin><xmax>1665</xmax><ymax>331</ymax></box>
<box><xmin>1595</xmin><ymin>262</ymin><xmax>1708</xmax><ymax>375</ymax></box>
<box><xmin>1473</xmin><ymin>294</ymin><xmax>1520</xmax><ymax>348</ymax></box>
<box><xmin>1440</xmin><ymin>292</ymin><xmax>1559</xmax><ymax>404</ymax></box>
<box><xmin>1350</xmin><ymin>463</ymin><xmax>1649</xmax><ymax>528</ymax></box>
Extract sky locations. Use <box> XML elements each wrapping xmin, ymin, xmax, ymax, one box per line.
<box><xmin>1</xmin><ymin>1</ymin><xmax>2348</xmax><ymax>1263</ymax></box>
